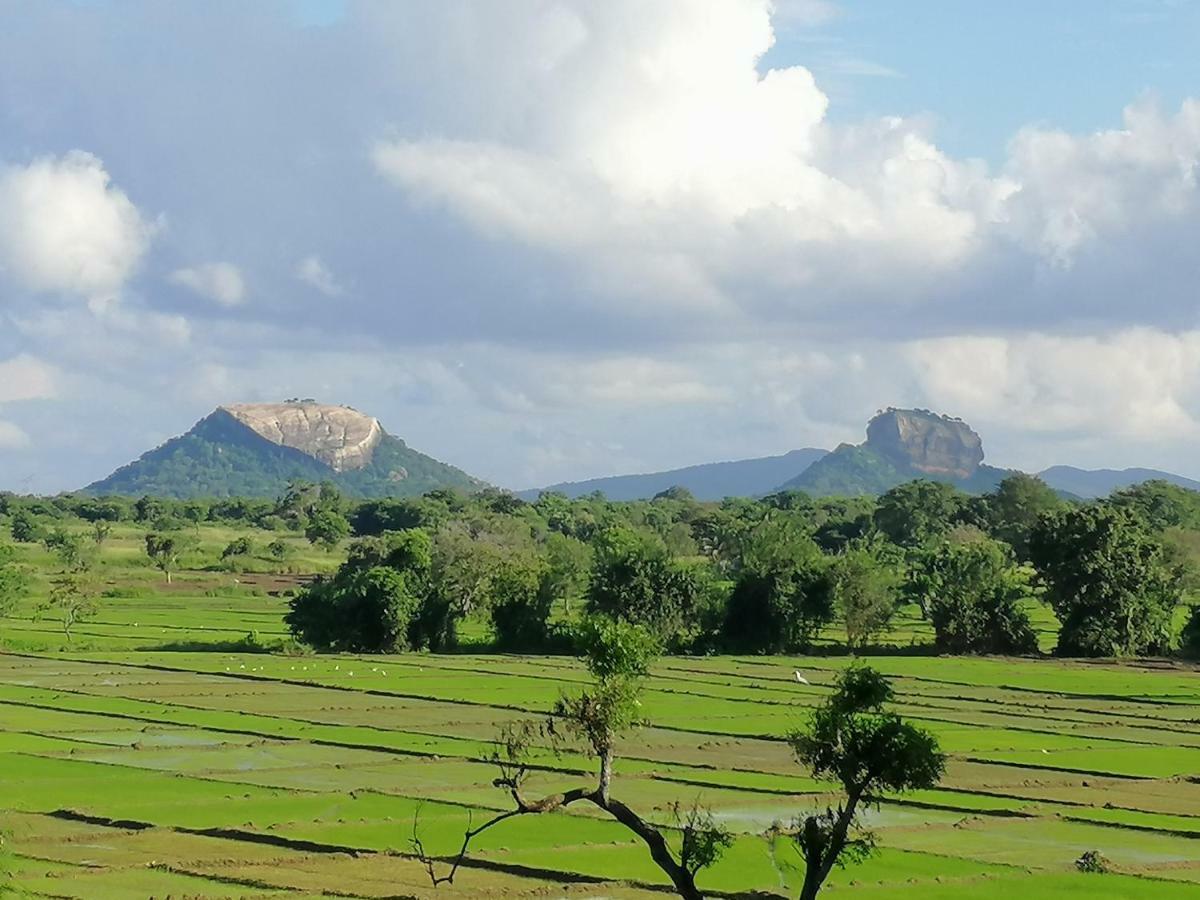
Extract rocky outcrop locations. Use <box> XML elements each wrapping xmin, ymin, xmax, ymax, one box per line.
<box><xmin>865</xmin><ymin>408</ymin><xmax>984</xmax><ymax>479</ymax></box>
<box><xmin>220</xmin><ymin>402</ymin><xmax>382</xmax><ymax>472</ymax></box>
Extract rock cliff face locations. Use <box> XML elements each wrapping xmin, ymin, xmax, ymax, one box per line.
<box><xmin>220</xmin><ymin>402</ymin><xmax>382</xmax><ymax>472</ymax></box>
<box><xmin>865</xmin><ymin>408</ymin><xmax>984</xmax><ymax>479</ymax></box>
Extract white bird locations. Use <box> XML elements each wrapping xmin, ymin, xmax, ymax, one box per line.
<box><xmin>794</xmin><ymin>671</ymin><xmax>810</xmax><ymax>685</ymax></box>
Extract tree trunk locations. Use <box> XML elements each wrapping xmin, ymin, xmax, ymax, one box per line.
<box><xmin>598</xmin><ymin>748</ymin><xmax>613</xmax><ymax>804</ymax></box>
<box><xmin>599</xmin><ymin>795</ymin><xmax>703</xmax><ymax>900</ymax></box>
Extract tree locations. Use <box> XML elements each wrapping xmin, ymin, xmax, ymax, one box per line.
<box><xmin>873</xmin><ymin>481</ymin><xmax>966</xmax><ymax>548</ymax></box>
<box><xmin>266</xmin><ymin>538</ymin><xmax>292</xmax><ymax>562</ymax></box>
<box><xmin>91</xmin><ymin>520</ymin><xmax>112</xmax><ymax>547</ymax></box>
<box><xmin>134</xmin><ymin>495</ymin><xmax>163</xmax><ymax>523</ymax></box>
<box><xmin>40</xmin><ymin>572</ymin><xmax>96</xmax><ymax>642</ymax></box>
<box><xmin>287</xmin><ymin>565</ymin><xmax>421</xmax><ymax>652</ymax></box>
<box><xmin>10</xmin><ymin>509</ymin><xmax>41</xmax><ymax>544</ymax></box>
<box><xmin>305</xmin><ymin>507</ymin><xmax>350</xmax><ymax>550</ymax></box>
<box><xmin>908</xmin><ymin>539</ymin><xmax>1039</xmax><ymax>655</ymax></box>
<box><xmin>221</xmin><ymin>536</ymin><xmax>253</xmax><ymax>566</ymax></box>
<box><xmin>287</xmin><ymin>529</ymin><xmax>432</xmax><ymax>652</ymax></box>
<box><xmin>145</xmin><ymin>533</ymin><xmax>182</xmax><ymax>584</ymax></box>
<box><xmin>982</xmin><ymin>473</ymin><xmax>1063</xmax><ymax>558</ymax></box>
<box><xmin>586</xmin><ymin>527</ymin><xmax>700</xmax><ymax>645</ymax></box>
<box><xmin>413</xmin><ymin>618</ymin><xmax>732</xmax><ymax>900</ymax></box>
<box><xmin>0</xmin><ymin>543</ymin><xmax>28</xmax><ymax>619</ymax></box>
<box><xmin>1180</xmin><ymin>605</ymin><xmax>1200</xmax><ymax>660</ymax></box>
<box><xmin>489</xmin><ymin>556</ymin><xmax>553</xmax><ymax>650</ymax></box>
<box><xmin>43</xmin><ymin>527</ymin><xmax>90</xmax><ymax>572</ymax></box>
<box><xmin>1108</xmin><ymin>479</ymin><xmax>1200</xmax><ymax>532</ymax></box>
<box><xmin>540</xmin><ymin>531</ymin><xmax>591</xmax><ymax>616</ymax></box>
<box><xmin>1030</xmin><ymin>506</ymin><xmax>1181</xmax><ymax>657</ymax></box>
<box><xmin>785</xmin><ymin>666</ymin><xmax>945</xmax><ymax>900</ymax></box>
<box><xmin>833</xmin><ymin>546</ymin><xmax>898</xmax><ymax>651</ymax></box>
<box><xmin>722</xmin><ymin>519</ymin><xmax>833</xmax><ymax>653</ymax></box>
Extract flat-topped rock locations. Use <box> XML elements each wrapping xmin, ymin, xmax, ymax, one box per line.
<box><xmin>220</xmin><ymin>402</ymin><xmax>382</xmax><ymax>472</ymax></box>
<box><xmin>866</xmin><ymin>408</ymin><xmax>984</xmax><ymax>479</ymax></box>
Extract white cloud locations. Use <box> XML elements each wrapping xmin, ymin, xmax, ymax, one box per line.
<box><xmin>0</xmin><ymin>151</ymin><xmax>154</xmax><ymax>302</ymax></box>
<box><xmin>1003</xmin><ymin>97</ymin><xmax>1200</xmax><ymax>266</ymax></box>
<box><xmin>169</xmin><ymin>261</ymin><xmax>246</xmax><ymax>307</ymax></box>
<box><xmin>295</xmin><ymin>255</ymin><xmax>344</xmax><ymax>297</ymax></box>
<box><xmin>908</xmin><ymin>328</ymin><xmax>1200</xmax><ymax>440</ymax></box>
<box><xmin>0</xmin><ymin>354</ymin><xmax>58</xmax><ymax>403</ymax></box>
<box><xmin>0</xmin><ymin>421</ymin><xmax>30</xmax><ymax>449</ymax></box>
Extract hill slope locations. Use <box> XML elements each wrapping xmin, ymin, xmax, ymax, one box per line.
<box><xmin>86</xmin><ymin>403</ymin><xmax>483</xmax><ymax>499</ymax></box>
<box><xmin>1038</xmin><ymin>466</ymin><xmax>1200</xmax><ymax>499</ymax></box>
<box><xmin>523</xmin><ymin>448</ymin><xmax>827</xmax><ymax>501</ymax></box>
<box><xmin>779</xmin><ymin>408</ymin><xmax>1009</xmax><ymax>497</ymax></box>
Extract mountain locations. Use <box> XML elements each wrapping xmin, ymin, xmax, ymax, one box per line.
<box><xmin>1037</xmin><ymin>466</ymin><xmax>1200</xmax><ymax>500</ymax></box>
<box><xmin>778</xmin><ymin>408</ymin><xmax>1009</xmax><ymax>497</ymax></box>
<box><xmin>521</xmin><ymin>448</ymin><xmax>828</xmax><ymax>501</ymax></box>
<box><xmin>85</xmin><ymin>401</ymin><xmax>484</xmax><ymax>499</ymax></box>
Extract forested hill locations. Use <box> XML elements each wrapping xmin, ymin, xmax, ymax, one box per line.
<box><xmin>522</xmin><ymin>447</ymin><xmax>827</xmax><ymax>501</ymax></box>
<box><xmin>778</xmin><ymin>408</ymin><xmax>1010</xmax><ymax>496</ymax></box>
<box><xmin>85</xmin><ymin>403</ymin><xmax>484</xmax><ymax>500</ymax></box>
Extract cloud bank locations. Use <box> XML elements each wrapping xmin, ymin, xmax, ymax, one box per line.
<box><xmin>0</xmin><ymin>1</ymin><xmax>1198</xmax><ymax>491</ymax></box>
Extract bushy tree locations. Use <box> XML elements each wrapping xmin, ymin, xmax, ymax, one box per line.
<box><xmin>832</xmin><ymin>546</ymin><xmax>898</xmax><ymax>651</ymax></box>
<box><xmin>0</xmin><ymin>543</ymin><xmax>28</xmax><ymax>619</ymax></box>
<box><xmin>873</xmin><ymin>481</ymin><xmax>967</xmax><ymax>548</ymax></box>
<box><xmin>540</xmin><ymin>531</ymin><xmax>591</xmax><ymax>615</ymax></box>
<box><xmin>722</xmin><ymin>519</ymin><xmax>833</xmax><ymax>653</ymax></box>
<box><xmin>221</xmin><ymin>536</ymin><xmax>253</xmax><ymax>560</ymax></box>
<box><xmin>982</xmin><ymin>473</ymin><xmax>1063</xmax><ymax>558</ymax></box>
<box><xmin>1030</xmin><ymin>506</ymin><xmax>1181</xmax><ymax>657</ymax></box>
<box><xmin>305</xmin><ymin>507</ymin><xmax>350</xmax><ymax>550</ymax></box>
<box><xmin>908</xmin><ymin>539</ymin><xmax>1039</xmax><ymax>655</ymax></box>
<box><xmin>490</xmin><ymin>556</ymin><xmax>554</xmax><ymax>650</ymax></box>
<box><xmin>587</xmin><ymin>527</ymin><xmax>700</xmax><ymax>644</ymax></box>
<box><xmin>1108</xmin><ymin>479</ymin><xmax>1200</xmax><ymax>532</ymax></box>
<box><xmin>786</xmin><ymin>666</ymin><xmax>945</xmax><ymax>900</ymax></box>
<box><xmin>287</xmin><ymin>530</ymin><xmax>432</xmax><ymax>652</ymax></box>
<box><xmin>10</xmin><ymin>509</ymin><xmax>41</xmax><ymax>544</ymax></box>
<box><xmin>1180</xmin><ymin>605</ymin><xmax>1200</xmax><ymax>660</ymax></box>
<box><xmin>288</xmin><ymin>565</ymin><xmax>420</xmax><ymax>652</ymax></box>
<box><xmin>145</xmin><ymin>533</ymin><xmax>183</xmax><ymax>583</ymax></box>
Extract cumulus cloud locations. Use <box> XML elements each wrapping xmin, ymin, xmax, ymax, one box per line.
<box><xmin>169</xmin><ymin>261</ymin><xmax>246</xmax><ymax>307</ymax></box>
<box><xmin>1</xmin><ymin>1</ymin><xmax>1200</xmax><ymax>489</ymax></box>
<box><xmin>0</xmin><ymin>151</ymin><xmax>154</xmax><ymax>303</ymax></box>
<box><xmin>908</xmin><ymin>328</ymin><xmax>1200</xmax><ymax>440</ymax></box>
<box><xmin>295</xmin><ymin>255</ymin><xmax>344</xmax><ymax>296</ymax></box>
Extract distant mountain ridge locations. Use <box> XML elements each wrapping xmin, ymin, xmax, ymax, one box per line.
<box><xmin>522</xmin><ymin>448</ymin><xmax>828</xmax><ymax>501</ymax></box>
<box><xmin>86</xmin><ymin>402</ymin><xmax>484</xmax><ymax>499</ymax></box>
<box><xmin>1036</xmin><ymin>466</ymin><xmax>1200</xmax><ymax>499</ymax></box>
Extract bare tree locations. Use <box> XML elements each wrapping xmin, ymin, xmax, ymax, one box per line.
<box><xmin>412</xmin><ymin>618</ymin><xmax>732</xmax><ymax>900</ymax></box>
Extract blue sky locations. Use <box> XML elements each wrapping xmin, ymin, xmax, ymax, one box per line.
<box><xmin>2</xmin><ymin>1</ymin><xmax>1200</xmax><ymax>492</ymax></box>
<box><xmin>772</xmin><ymin>0</ymin><xmax>1200</xmax><ymax>160</ymax></box>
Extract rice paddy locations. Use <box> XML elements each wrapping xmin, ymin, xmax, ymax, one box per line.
<box><xmin>1</xmin><ymin>526</ymin><xmax>1199</xmax><ymax>898</ymax></box>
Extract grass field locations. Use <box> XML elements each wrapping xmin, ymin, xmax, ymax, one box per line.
<box><xmin>2</xmin><ymin>524</ymin><xmax>1200</xmax><ymax>898</ymax></box>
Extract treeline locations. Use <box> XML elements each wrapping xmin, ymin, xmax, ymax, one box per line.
<box><xmin>287</xmin><ymin>476</ymin><xmax>1200</xmax><ymax>659</ymax></box>
<box><xmin>4</xmin><ymin>476</ymin><xmax>1200</xmax><ymax>659</ymax></box>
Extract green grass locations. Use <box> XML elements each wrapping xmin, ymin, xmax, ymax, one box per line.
<box><xmin>2</xmin><ymin>521</ymin><xmax>1200</xmax><ymax>898</ymax></box>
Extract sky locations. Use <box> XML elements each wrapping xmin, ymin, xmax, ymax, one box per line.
<box><xmin>1</xmin><ymin>1</ymin><xmax>1200</xmax><ymax>494</ymax></box>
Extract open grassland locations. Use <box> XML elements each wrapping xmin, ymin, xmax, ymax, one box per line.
<box><xmin>2</xmin><ymin>525</ymin><xmax>1200</xmax><ymax>898</ymax></box>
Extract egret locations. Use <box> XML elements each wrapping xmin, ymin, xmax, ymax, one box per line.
<box><xmin>794</xmin><ymin>671</ymin><xmax>810</xmax><ymax>685</ymax></box>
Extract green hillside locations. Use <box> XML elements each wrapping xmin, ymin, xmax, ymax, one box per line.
<box><xmin>85</xmin><ymin>409</ymin><xmax>483</xmax><ymax>499</ymax></box>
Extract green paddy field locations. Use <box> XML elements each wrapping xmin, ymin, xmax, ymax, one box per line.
<box><xmin>1</xmin><ymin>525</ymin><xmax>1199</xmax><ymax>898</ymax></box>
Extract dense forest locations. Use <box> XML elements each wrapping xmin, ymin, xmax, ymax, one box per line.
<box><xmin>4</xmin><ymin>474</ymin><xmax>1200</xmax><ymax>662</ymax></box>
